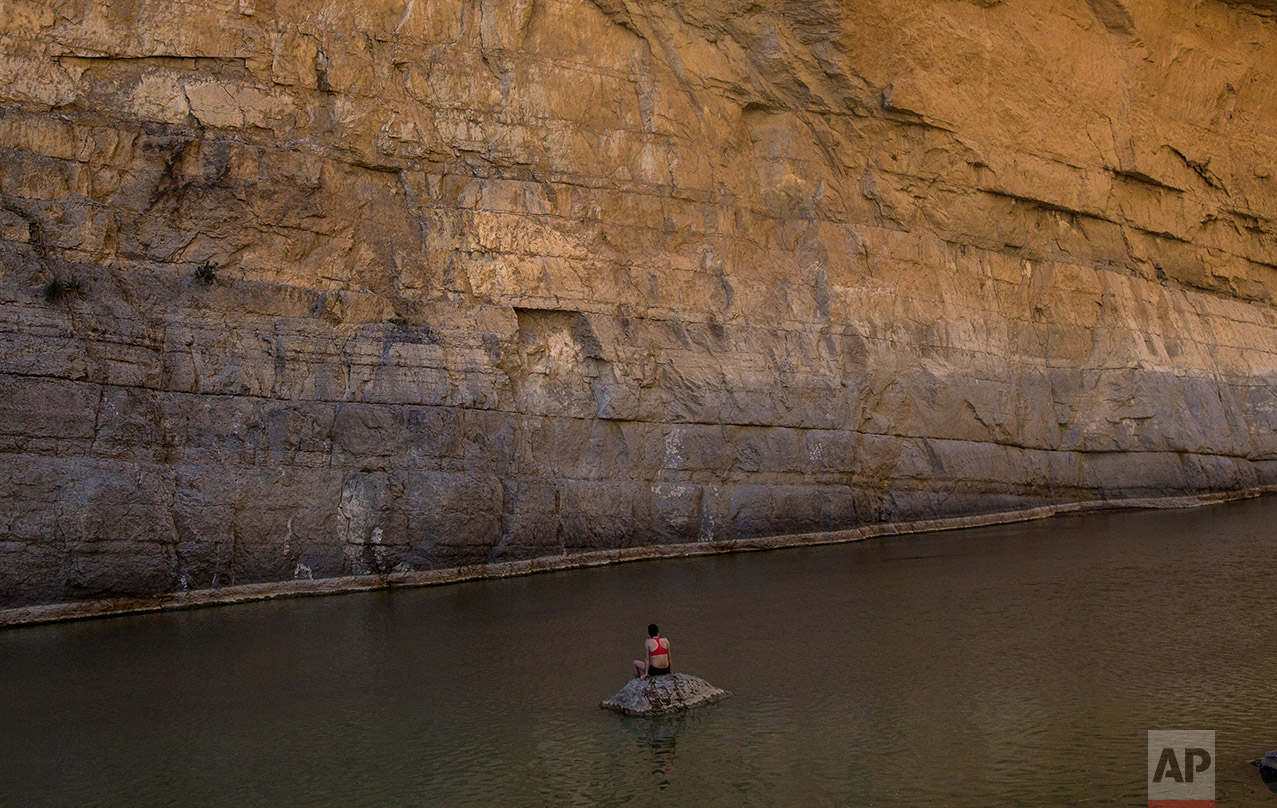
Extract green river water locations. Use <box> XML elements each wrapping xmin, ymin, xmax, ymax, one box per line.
<box><xmin>2</xmin><ymin>496</ymin><xmax>1276</xmax><ymax>806</ymax></box>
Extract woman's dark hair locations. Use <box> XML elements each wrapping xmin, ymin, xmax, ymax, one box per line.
<box><xmin>648</xmin><ymin>623</ymin><xmax>659</xmax><ymax>637</ymax></box>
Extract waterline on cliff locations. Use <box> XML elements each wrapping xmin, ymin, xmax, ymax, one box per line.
<box><xmin>3</xmin><ymin>486</ymin><xmax>1272</xmax><ymax>629</ymax></box>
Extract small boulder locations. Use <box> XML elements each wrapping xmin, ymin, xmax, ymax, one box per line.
<box><xmin>1251</xmin><ymin>750</ymin><xmax>1277</xmax><ymax>794</ymax></box>
<box><xmin>600</xmin><ymin>673</ymin><xmax>732</xmax><ymax>717</ymax></box>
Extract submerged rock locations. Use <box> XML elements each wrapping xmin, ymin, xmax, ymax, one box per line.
<box><xmin>600</xmin><ymin>673</ymin><xmax>732</xmax><ymax>717</ymax></box>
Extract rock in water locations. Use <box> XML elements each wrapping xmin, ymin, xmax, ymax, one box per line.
<box><xmin>1253</xmin><ymin>751</ymin><xmax>1277</xmax><ymax>794</ymax></box>
<box><xmin>600</xmin><ymin>674</ymin><xmax>732</xmax><ymax>717</ymax></box>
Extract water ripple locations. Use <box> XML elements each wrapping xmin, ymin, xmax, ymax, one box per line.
<box><xmin>3</xmin><ymin>497</ymin><xmax>1277</xmax><ymax>805</ymax></box>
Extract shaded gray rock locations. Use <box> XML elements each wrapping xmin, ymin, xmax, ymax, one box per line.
<box><xmin>600</xmin><ymin>673</ymin><xmax>732</xmax><ymax>717</ymax></box>
<box><xmin>1251</xmin><ymin>750</ymin><xmax>1277</xmax><ymax>794</ymax></box>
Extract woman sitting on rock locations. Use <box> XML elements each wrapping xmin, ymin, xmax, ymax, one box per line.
<box><xmin>633</xmin><ymin>623</ymin><xmax>671</xmax><ymax>680</ymax></box>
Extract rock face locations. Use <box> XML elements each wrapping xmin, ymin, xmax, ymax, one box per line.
<box><xmin>601</xmin><ymin>674</ymin><xmax>732</xmax><ymax>717</ymax></box>
<box><xmin>1</xmin><ymin>0</ymin><xmax>1276</xmax><ymax>609</ymax></box>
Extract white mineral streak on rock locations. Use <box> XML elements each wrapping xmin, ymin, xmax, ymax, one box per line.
<box><xmin>600</xmin><ymin>674</ymin><xmax>733</xmax><ymax>717</ymax></box>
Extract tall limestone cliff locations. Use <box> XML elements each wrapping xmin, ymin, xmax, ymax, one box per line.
<box><xmin>1</xmin><ymin>0</ymin><xmax>1275</xmax><ymax>608</ymax></box>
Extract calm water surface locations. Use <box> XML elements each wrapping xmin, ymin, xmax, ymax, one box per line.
<box><xmin>3</xmin><ymin>497</ymin><xmax>1277</xmax><ymax>806</ymax></box>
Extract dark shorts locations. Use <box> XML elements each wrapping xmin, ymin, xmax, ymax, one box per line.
<box><xmin>648</xmin><ymin>665</ymin><xmax>671</xmax><ymax>676</ymax></box>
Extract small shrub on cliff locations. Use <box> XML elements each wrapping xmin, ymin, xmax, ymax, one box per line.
<box><xmin>42</xmin><ymin>276</ymin><xmax>82</xmax><ymax>302</ymax></box>
<box><xmin>194</xmin><ymin>260</ymin><xmax>218</xmax><ymax>286</ymax></box>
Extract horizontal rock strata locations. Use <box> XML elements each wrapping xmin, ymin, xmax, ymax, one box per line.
<box><xmin>1</xmin><ymin>0</ymin><xmax>1276</xmax><ymax>608</ymax></box>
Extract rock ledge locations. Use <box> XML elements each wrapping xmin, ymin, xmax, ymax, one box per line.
<box><xmin>600</xmin><ymin>673</ymin><xmax>732</xmax><ymax>717</ymax></box>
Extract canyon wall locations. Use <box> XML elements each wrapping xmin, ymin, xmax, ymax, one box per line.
<box><xmin>1</xmin><ymin>0</ymin><xmax>1275</xmax><ymax>608</ymax></box>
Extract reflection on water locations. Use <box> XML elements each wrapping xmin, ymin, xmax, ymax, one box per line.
<box><xmin>3</xmin><ymin>496</ymin><xmax>1277</xmax><ymax>806</ymax></box>
<box><xmin>614</xmin><ymin>711</ymin><xmax>702</xmax><ymax>789</ymax></box>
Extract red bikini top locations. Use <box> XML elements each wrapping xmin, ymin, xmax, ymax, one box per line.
<box><xmin>649</xmin><ymin>638</ymin><xmax>669</xmax><ymax>658</ymax></box>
